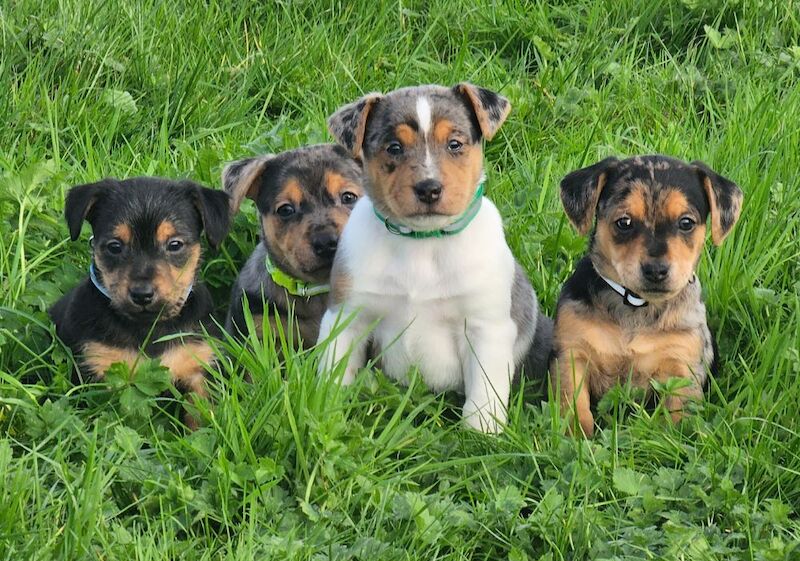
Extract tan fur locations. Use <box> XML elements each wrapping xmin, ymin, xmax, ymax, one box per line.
<box><xmin>330</xmin><ymin>257</ymin><xmax>352</xmax><ymax>305</ymax></box>
<box><xmin>93</xmin><ymin>258</ymin><xmax>130</xmax><ymax>306</ymax></box>
<box><xmin>225</xmin><ymin>155</ymin><xmax>273</xmax><ymax>214</ymax></box>
<box><xmin>82</xmin><ymin>342</ymin><xmax>140</xmax><ymax>378</ymax></box>
<box><xmin>553</xmin><ymin>300</ymin><xmax>705</xmax><ymax>436</ymax></box>
<box><xmin>594</xmin><ymin>185</ymin><xmax>706</xmax><ymax>298</ymax></box>
<box><xmin>395</xmin><ymin>124</ymin><xmax>417</xmax><ymax>146</ymax></box>
<box><xmin>456</xmin><ymin>83</ymin><xmax>511</xmax><ymax>140</ymax></box>
<box><xmin>113</xmin><ymin>224</ymin><xmax>132</xmax><ymax>244</ymax></box>
<box><xmin>572</xmin><ymin>172</ymin><xmax>608</xmax><ymax>235</ymax></box>
<box><xmin>152</xmin><ymin>244</ymin><xmax>201</xmax><ymax>317</ymax></box>
<box><xmin>324</xmin><ymin>171</ymin><xmax>360</xmax><ymax>199</ymax></box>
<box><xmin>366</xmin><ymin>120</ymin><xmax>484</xmax><ymax>220</ymax></box>
<box><xmin>156</xmin><ymin>221</ymin><xmax>177</xmax><ymax>244</ymax></box>
<box><xmin>159</xmin><ymin>341</ymin><xmax>213</xmax><ymax>397</ymax></box>
<box><xmin>703</xmin><ymin>176</ymin><xmax>742</xmax><ymax>245</ymax></box>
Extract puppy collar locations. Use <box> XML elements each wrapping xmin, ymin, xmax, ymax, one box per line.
<box><xmin>265</xmin><ymin>255</ymin><xmax>330</xmax><ymax>298</ymax></box>
<box><xmin>88</xmin><ymin>237</ymin><xmax>193</xmax><ymax>302</ymax></box>
<box><xmin>596</xmin><ymin>271</ymin><xmax>648</xmax><ymax>308</ymax></box>
<box><xmin>373</xmin><ymin>182</ymin><xmax>484</xmax><ymax>239</ymax></box>
<box><xmin>89</xmin><ymin>262</ymin><xmax>113</xmax><ymax>300</ymax></box>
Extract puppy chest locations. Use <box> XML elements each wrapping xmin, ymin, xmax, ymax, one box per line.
<box><xmin>558</xmin><ymin>316</ymin><xmax>704</xmax><ymax>387</ymax></box>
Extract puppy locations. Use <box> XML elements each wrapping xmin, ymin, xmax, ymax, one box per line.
<box><xmin>552</xmin><ymin>155</ymin><xmax>743</xmax><ymax>436</ymax></box>
<box><xmin>224</xmin><ymin>144</ymin><xmax>364</xmax><ymax>346</ymax></box>
<box><xmin>49</xmin><ymin>177</ymin><xmax>230</xmax><ymax>427</ymax></box>
<box><xmin>317</xmin><ymin>84</ymin><xmax>553</xmax><ymax>433</ymax></box>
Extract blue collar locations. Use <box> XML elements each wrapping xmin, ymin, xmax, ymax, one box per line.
<box><xmin>89</xmin><ymin>262</ymin><xmax>113</xmax><ymax>299</ymax></box>
<box><xmin>89</xmin><ymin>262</ymin><xmax>193</xmax><ymax>301</ymax></box>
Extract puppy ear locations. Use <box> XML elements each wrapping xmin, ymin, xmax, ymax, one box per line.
<box><xmin>64</xmin><ymin>179</ymin><xmax>115</xmax><ymax>241</ymax></box>
<box><xmin>186</xmin><ymin>183</ymin><xmax>231</xmax><ymax>249</ymax></box>
<box><xmin>692</xmin><ymin>160</ymin><xmax>743</xmax><ymax>245</ymax></box>
<box><xmin>453</xmin><ymin>83</ymin><xmax>511</xmax><ymax>141</ymax></box>
<box><xmin>222</xmin><ymin>155</ymin><xmax>274</xmax><ymax>215</ymax></box>
<box><xmin>560</xmin><ymin>157</ymin><xmax>619</xmax><ymax>235</ymax></box>
<box><xmin>327</xmin><ymin>93</ymin><xmax>382</xmax><ymax>158</ymax></box>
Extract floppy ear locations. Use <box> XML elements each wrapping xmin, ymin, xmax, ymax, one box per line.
<box><xmin>327</xmin><ymin>92</ymin><xmax>382</xmax><ymax>158</ymax></box>
<box><xmin>453</xmin><ymin>83</ymin><xmax>511</xmax><ymax>141</ymax></box>
<box><xmin>222</xmin><ymin>155</ymin><xmax>275</xmax><ymax>215</ymax></box>
<box><xmin>64</xmin><ymin>179</ymin><xmax>116</xmax><ymax>241</ymax></box>
<box><xmin>692</xmin><ymin>161</ymin><xmax>743</xmax><ymax>245</ymax></box>
<box><xmin>186</xmin><ymin>182</ymin><xmax>231</xmax><ymax>249</ymax></box>
<box><xmin>559</xmin><ymin>157</ymin><xmax>619</xmax><ymax>235</ymax></box>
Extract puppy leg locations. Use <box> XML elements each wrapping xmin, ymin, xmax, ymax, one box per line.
<box><xmin>462</xmin><ymin>320</ymin><xmax>516</xmax><ymax>434</ymax></box>
<box><xmin>160</xmin><ymin>342</ymin><xmax>214</xmax><ymax>430</ymax></box>
<box><xmin>317</xmin><ymin>306</ymin><xmax>371</xmax><ymax>385</ymax></box>
<box><xmin>654</xmin><ymin>360</ymin><xmax>704</xmax><ymax>423</ymax></box>
<box><xmin>554</xmin><ymin>350</ymin><xmax>594</xmax><ymax>437</ymax></box>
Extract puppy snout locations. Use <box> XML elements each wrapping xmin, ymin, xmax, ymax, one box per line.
<box><xmin>311</xmin><ymin>232</ymin><xmax>338</xmax><ymax>260</ymax></box>
<box><xmin>641</xmin><ymin>261</ymin><xmax>670</xmax><ymax>283</ymax></box>
<box><xmin>413</xmin><ymin>179</ymin><xmax>443</xmax><ymax>204</ymax></box>
<box><xmin>129</xmin><ymin>284</ymin><xmax>155</xmax><ymax>306</ymax></box>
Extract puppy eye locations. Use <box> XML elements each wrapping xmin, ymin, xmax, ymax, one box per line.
<box><xmin>106</xmin><ymin>240</ymin><xmax>123</xmax><ymax>255</ymax></box>
<box><xmin>276</xmin><ymin>204</ymin><xmax>296</xmax><ymax>218</ymax></box>
<box><xmin>678</xmin><ymin>216</ymin><xmax>696</xmax><ymax>232</ymax></box>
<box><xmin>386</xmin><ymin>141</ymin><xmax>403</xmax><ymax>156</ymax></box>
<box><xmin>615</xmin><ymin>216</ymin><xmax>633</xmax><ymax>231</ymax></box>
<box><xmin>166</xmin><ymin>239</ymin><xmax>184</xmax><ymax>252</ymax></box>
<box><xmin>447</xmin><ymin>139</ymin><xmax>463</xmax><ymax>152</ymax></box>
<box><xmin>341</xmin><ymin>191</ymin><xmax>358</xmax><ymax>205</ymax></box>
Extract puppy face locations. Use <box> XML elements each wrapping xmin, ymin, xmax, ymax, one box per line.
<box><xmin>65</xmin><ymin>178</ymin><xmax>230</xmax><ymax>320</ymax></box>
<box><xmin>560</xmin><ymin>155</ymin><xmax>743</xmax><ymax>301</ymax></box>
<box><xmin>223</xmin><ymin>144</ymin><xmax>363</xmax><ymax>283</ymax></box>
<box><xmin>327</xmin><ymin>84</ymin><xmax>510</xmax><ymax>231</ymax></box>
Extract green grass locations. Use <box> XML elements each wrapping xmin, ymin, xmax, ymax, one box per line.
<box><xmin>1</xmin><ymin>0</ymin><xmax>799</xmax><ymax>558</ymax></box>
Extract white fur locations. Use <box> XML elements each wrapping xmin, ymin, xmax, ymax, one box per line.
<box><xmin>417</xmin><ymin>97</ymin><xmax>434</xmax><ymax>171</ymax></box>
<box><xmin>416</xmin><ymin>97</ymin><xmax>432</xmax><ymax>135</ymax></box>
<box><xmin>317</xmin><ymin>195</ymin><xmax>519</xmax><ymax>433</ymax></box>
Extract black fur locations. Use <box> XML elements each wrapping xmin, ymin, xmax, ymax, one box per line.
<box><xmin>50</xmin><ymin>177</ymin><xmax>230</xmax><ymax>382</ymax></box>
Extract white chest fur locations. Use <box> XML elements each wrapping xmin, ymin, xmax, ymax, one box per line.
<box><xmin>318</xmin><ymin>196</ymin><xmax>520</xmax><ymax>432</ymax></box>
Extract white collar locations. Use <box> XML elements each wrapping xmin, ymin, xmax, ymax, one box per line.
<box><xmin>596</xmin><ymin>271</ymin><xmax>648</xmax><ymax>307</ymax></box>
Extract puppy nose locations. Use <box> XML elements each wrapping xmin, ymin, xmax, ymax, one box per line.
<box><xmin>641</xmin><ymin>261</ymin><xmax>670</xmax><ymax>283</ymax></box>
<box><xmin>311</xmin><ymin>233</ymin><xmax>338</xmax><ymax>259</ymax></box>
<box><xmin>413</xmin><ymin>179</ymin><xmax>443</xmax><ymax>204</ymax></box>
<box><xmin>129</xmin><ymin>284</ymin><xmax>155</xmax><ymax>306</ymax></box>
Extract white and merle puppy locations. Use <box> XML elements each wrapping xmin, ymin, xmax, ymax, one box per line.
<box><xmin>317</xmin><ymin>84</ymin><xmax>553</xmax><ymax>433</ymax></box>
<box><xmin>224</xmin><ymin>144</ymin><xmax>364</xmax><ymax>347</ymax></box>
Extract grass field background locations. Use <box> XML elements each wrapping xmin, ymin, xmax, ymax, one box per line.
<box><xmin>1</xmin><ymin>1</ymin><xmax>799</xmax><ymax>559</ymax></box>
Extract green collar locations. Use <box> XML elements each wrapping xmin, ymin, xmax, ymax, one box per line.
<box><xmin>265</xmin><ymin>255</ymin><xmax>330</xmax><ymax>298</ymax></box>
<box><xmin>373</xmin><ymin>182</ymin><xmax>485</xmax><ymax>239</ymax></box>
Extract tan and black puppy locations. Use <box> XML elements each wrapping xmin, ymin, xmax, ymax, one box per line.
<box><xmin>49</xmin><ymin>177</ymin><xmax>230</xmax><ymax>427</ymax></box>
<box><xmin>224</xmin><ymin>144</ymin><xmax>363</xmax><ymax>346</ymax></box>
<box><xmin>552</xmin><ymin>155</ymin><xmax>743</xmax><ymax>436</ymax></box>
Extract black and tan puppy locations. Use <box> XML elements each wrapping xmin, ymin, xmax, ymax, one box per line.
<box><xmin>223</xmin><ymin>144</ymin><xmax>363</xmax><ymax>346</ymax></box>
<box><xmin>49</xmin><ymin>177</ymin><xmax>230</xmax><ymax>427</ymax></box>
<box><xmin>552</xmin><ymin>155</ymin><xmax>743</xmax><ymax>436</ymax></box>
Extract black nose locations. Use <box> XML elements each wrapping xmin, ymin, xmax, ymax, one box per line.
<box><xmin>129</xmin><ymin>284</ymin><xmax>155</xmax><ymax>306</ymax></box>
<box><xmin>413</xmin><ymin>179</ymin><xmax>443</xmax><ymax>204</ymax></box>
<box><xmin>641</xmin><ymin>261</ymin><xmax>670</xmax><ymax>283</ymax></box>
<box><xmin>311</xmin><ymin>233</ymin><xmax>338</xmax><ymax>259</ymax></box>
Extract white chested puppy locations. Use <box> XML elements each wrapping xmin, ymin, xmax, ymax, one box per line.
<box><xmin>317</xmin><ymin>84</ymin><xmax>552</xmax><ymax>433</ymax></box>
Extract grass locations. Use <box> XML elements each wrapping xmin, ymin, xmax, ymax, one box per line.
<box><xmin>1</xmin><ymin>0</ymin><xmax>799</xmax><ymax>558</ymax></box>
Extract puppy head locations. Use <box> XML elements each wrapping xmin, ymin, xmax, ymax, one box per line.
<box><xmin>560</xmin><ymin>155</ymin><xmax>743</xmax><ymax>301</ymax></box>
<box><xmin>328</xmin><ymin>83</ymin><xmax>510</xmax><ymax>231</ymax></box>
<box><xmin>65</xmin><ymin>177</ymin><xmax>230</xmax><ymax>320</ymax></box>
<box><xmin>223</xmin><ymin>144</ymin><xmax>363</xmax><ymax>283</ymax></box>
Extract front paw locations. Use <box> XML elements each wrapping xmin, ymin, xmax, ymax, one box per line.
<box><xmin>462</xmin><ymin>401</ymin><xmax>506</xmax><ymax>434</ymax></box>
<box><xmin>565</xmin><ymin>408</ymin><xmax>594</xmax><ymax>438</ymax></box>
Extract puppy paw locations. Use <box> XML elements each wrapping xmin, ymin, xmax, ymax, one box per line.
<box><xmin>462</xmin><ymin>401</ymin><xmax>506</xmax><ymax>434</ymax></box>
